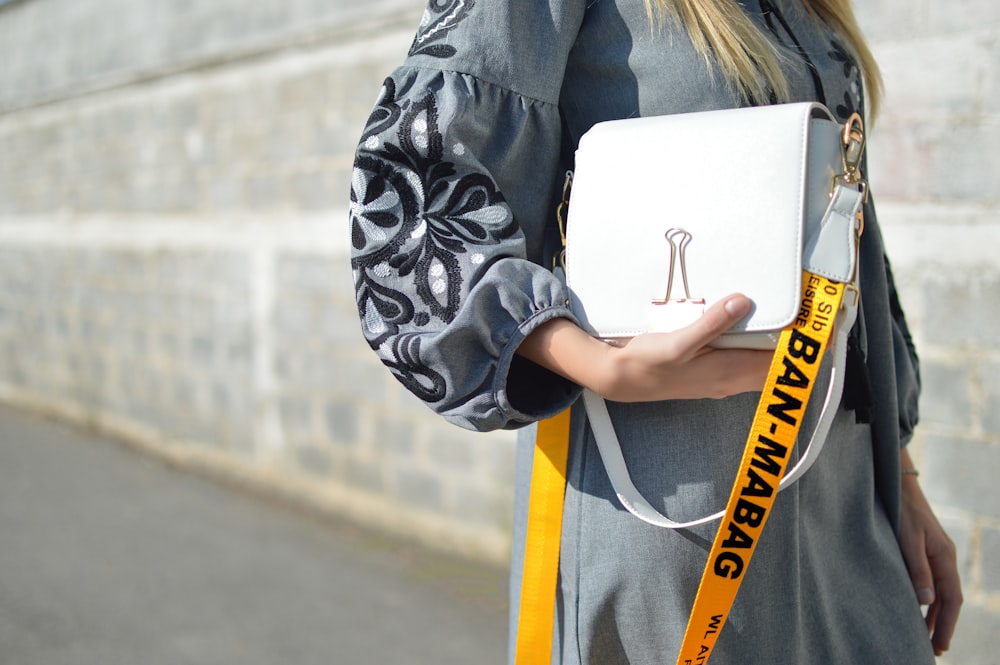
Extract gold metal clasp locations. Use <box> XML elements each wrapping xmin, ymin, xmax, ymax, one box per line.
<box><xmin>652</xmin><ymin>228</ymin><xmax>697</xmax><ymax>304</ymax></box>
<box><xmin>649</xmin><ymin>228</ymin><xmax>705</xmax><ymax>330</ymax></box>
<box><xmin>554</xmin><ymin>170</ymin><xmax>573</xmax><ymax>270</ymax></box>
<box><xmin>844</xmin><ymin>283</ymin><xmax>860</xmax><ymax>308</ymax></box>
<box><xmin>841</xmin><ymin>112</ymin><xmax>865</xmax><ymax>186</ymax></box>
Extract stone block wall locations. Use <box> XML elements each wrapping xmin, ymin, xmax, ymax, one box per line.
<box><xmin>0</xmin><ymin>0</ymin><xmax>997</xmax><ymax>659</ymax></box>
<box><xmin>0</xmin><ymin>0</ymin><xmax>516</xmax><ymax>564</ymax></box>
<box><xmin>858</xmin><ymin>2</ymin><xmax>1000</xmax><ymax>661</ymax></box>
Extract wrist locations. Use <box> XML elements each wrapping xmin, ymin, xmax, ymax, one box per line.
<box><xmin>900</xmin><ymin>448</ymin><xmax>920</xmax><ymax>486</ymax></box>
<box><xmin>516</xmin><ymin>318</ymin><xmax>617</xmax><ymax>394</ymax></box>
<box><xmin>900</xmin><ymin>462</ymin><xmax>926</xmax><ymax>499</ymax></box>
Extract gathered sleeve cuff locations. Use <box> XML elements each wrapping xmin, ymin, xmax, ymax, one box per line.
<box><xmin>350</xmin><ymin>66</ymin><xmax>582</xmax><ymax>431</ymax></box>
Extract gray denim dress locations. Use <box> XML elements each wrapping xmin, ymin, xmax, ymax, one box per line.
<box><xmin>349</xmin><ymin>1</ymin><xmax>935</xmax><ymax>662</ymax></box>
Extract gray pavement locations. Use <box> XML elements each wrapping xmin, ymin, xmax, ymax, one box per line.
<box><xmin>0</xmin><ymin>405</ymin><xmax>508</xmax><ymax>665</ymax></box>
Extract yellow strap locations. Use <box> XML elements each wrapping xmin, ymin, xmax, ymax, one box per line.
<box><xmin>675</xmin><ymin>271</ymin><xmax>845</xmax><ymax>665</ymax></box>
<box><xmin>515</xmin><ymin>407</ymin><xmax>572</xmax><ymax>665</ymax></box>
<box><xmin>515</xmin><ymin>273</ymin><xmax>844</xmax><ymax>665</ymax></box>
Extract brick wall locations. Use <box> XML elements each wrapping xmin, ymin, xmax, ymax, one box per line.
<box><xmin>0</xmin><ymin>0</ymin><xmax>997</xmax><ymax>658</ymax></box>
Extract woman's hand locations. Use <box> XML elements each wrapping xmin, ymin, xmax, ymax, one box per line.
<box><xmin>898</xmin><ymin>449</ymin><xmax>962</xmax><ymax>656</ymax></box>
<box><xmin>517</xmin><ymin>294</ymin><xmax>771</xmax><ymax>402</ymax></box>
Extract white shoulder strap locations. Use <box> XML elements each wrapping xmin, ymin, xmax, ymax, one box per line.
<box><xmin>583</xmin><ymin>297</ymin><xmax>855</xmax><ymax>529</ymax></box>
<box><xmin>582</xmin><ymin>184</ymin><xmax>863</xmax><ymax>529</ymax></box>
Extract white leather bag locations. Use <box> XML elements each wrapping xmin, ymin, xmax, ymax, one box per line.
<box><xmin>563</xmin><ymin>102</ymin><xmax>867</xmax><ymax>528</ymax></box>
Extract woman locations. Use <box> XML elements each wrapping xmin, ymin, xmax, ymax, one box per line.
<box><xmin>349</xmin><ymin>0</ymin><xmax>961</xmax><ymax>662</ymax></box>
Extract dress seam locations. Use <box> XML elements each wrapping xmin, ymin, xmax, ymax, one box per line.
<box><xmin>397</xmin><ymin>62</ymin><xmax>560</xmax><ymax>107</ymax></box>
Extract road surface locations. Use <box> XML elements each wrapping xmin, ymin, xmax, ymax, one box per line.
<box><xmin>0</xmin><ymin>405</ymin><xmax>508</xmax><ymax>664</ymax></box>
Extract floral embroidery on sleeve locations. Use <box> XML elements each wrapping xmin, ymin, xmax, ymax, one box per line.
<box><xmin>350</xmin><ymin>76</ymin><xmax>517</xmax><ymax>402</ymax></box>
<box><xmin>409</xmin><ymin>0</ymin><xmax>476</xmax><ymax>59</ymax></box>
<box><xmin>828</xmin><ymin>38</ymin><xmax>862</xmax><ymax>121</ymax></box>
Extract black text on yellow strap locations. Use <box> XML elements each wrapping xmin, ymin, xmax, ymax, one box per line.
<box><xmin>709</xmin><ymin>324</ymin><xmax>823</xmax><ymax>582</ymax></box>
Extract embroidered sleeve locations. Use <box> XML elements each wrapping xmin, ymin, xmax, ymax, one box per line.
<box><xmin>349</xmin><ymin>1</ymin><xmax>586</xmax><ymax>431</ymax></box>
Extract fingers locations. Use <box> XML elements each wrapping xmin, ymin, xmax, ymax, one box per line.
<box><xmin>927</xmin><ymin>535</ymin><xmax>963</xmax><ymax>655</ymax></box>
<box><xmin>902</xmin><ymin>533</ymin><xmax>950</xmax><ymax>655</ymax></box>
<box><xmin>600</xmin><ymin>293</ymin><xmax>766</xmax><ymax>401</ymax></box>
<box><xmin>712</xmin><ymin>349</ymin><xmax>772</xmax><ymax>396</ymax></box>
<box><xmin>903</xmin><ymin>529</ymin><xmax>936</xmax><ymax>609</ymax></box>
<box><xmin>899</xmin><ymin>476</ymin><xmax>963</xmax><ymax>657</ymax></box>
<box><xmin>671</xmin><ymin>294</ymin><xmax>752</xmax><ymax>356</ymax></box>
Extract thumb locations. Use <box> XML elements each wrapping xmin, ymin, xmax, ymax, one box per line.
<box><xmin>672</xmin><ymin>294</ymin><xmax>753</xmax><ymax>355</ymax></box>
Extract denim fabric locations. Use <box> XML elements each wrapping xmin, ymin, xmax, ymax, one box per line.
<box><xmin>351</xmin><ymin>0</ymin><xmax>929</xmax><ymax>662</ymax></box>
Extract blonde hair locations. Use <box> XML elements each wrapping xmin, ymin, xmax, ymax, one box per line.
<box><xmin>645</xmin><ymin>0</ymin><xmax>882</xmax><ymax>119</ymax></box>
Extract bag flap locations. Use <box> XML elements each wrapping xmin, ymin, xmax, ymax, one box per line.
<box><xmin>565</xmin><ymin>102</ymin><xmax>842</xmax><ymax>340</ymax></box>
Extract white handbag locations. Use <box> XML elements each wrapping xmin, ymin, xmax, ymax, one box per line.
<box><xmin>562</xmin><ymin>102</ymin><xmax>867</xmax><ymax>528</ymax></box>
